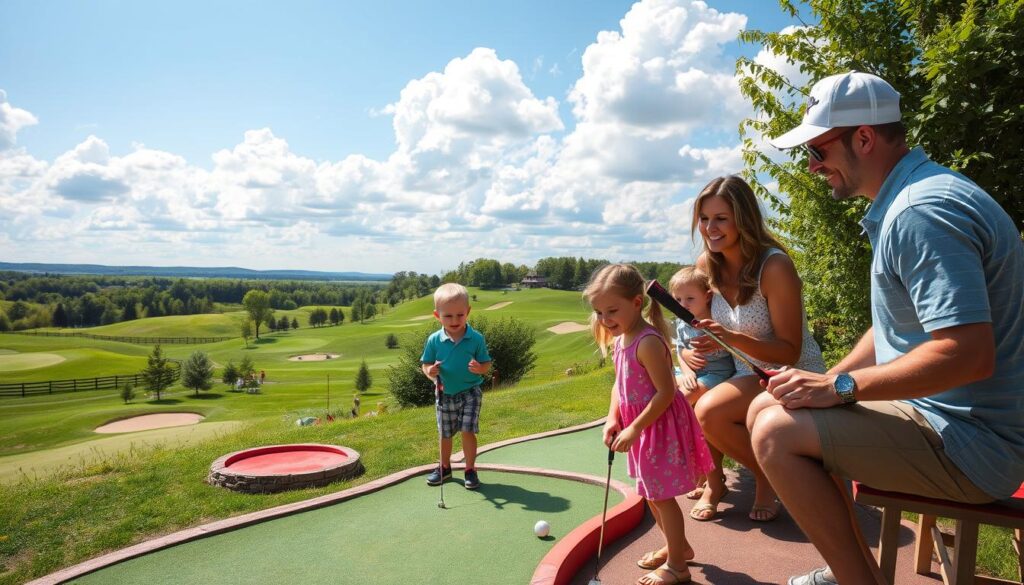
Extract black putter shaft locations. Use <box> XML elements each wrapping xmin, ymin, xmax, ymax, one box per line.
<box><xmin>645</xmin><ymin>280</ymin><xmax>771</xmax><ymax>383</ymax></box>
<box><xmin>590</xmin><ymin>446</ymin><xmax>615</xmax><ymax>585</ymax></box>
<box><xmin>435</xmin><ymin>377</ymin><xmax>446</xmax><ymax>509</ymax></box>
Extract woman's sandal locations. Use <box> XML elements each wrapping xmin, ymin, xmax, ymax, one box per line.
<box><xmin>638</xmin><ymin>563</ymin><xmax>691</xmax><ymax>585</ymax></box>
<box><xmin>684</xmin><ymin>479</ymin><xmax>706</xmax><ymax>500</ymax></box>
<box><xmin>636</xmin><ymin>549</ymin><xmax>669</xmax><ymax>570</ymax></box>
<box><xmin>688</xmin><ymin>488</ymin><xmax>728</xmax><ymax>521</ymax></box>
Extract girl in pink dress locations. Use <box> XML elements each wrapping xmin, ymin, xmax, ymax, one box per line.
<box><xmin>584</xmin><ymin>263</ymin><xmax>716</xmax><ymax>585</ymax></box>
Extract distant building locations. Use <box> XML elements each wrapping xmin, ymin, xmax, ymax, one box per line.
<box><xmin>520</xmin><ymin>273</ymin><xmax>547</xmax><ymax>289</ymax></box>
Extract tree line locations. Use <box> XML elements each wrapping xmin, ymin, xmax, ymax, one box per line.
<box><xmin>0</xmin><ymin>272</ymin><xmax>384</xmax><ymax>330</ymax></box>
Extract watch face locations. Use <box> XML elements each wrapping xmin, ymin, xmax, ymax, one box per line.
<box><xmin>836</xmin><ymin>374</ymin><xmax>855</xmax><ymax>393</ymax></box>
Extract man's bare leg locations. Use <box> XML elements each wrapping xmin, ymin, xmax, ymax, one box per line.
<box><xmin>750</xmin><ymin>404</ymin><xmax>886</xmax><ymax>584</ymax></box>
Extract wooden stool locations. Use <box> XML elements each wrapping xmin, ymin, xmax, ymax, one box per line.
<box><xmin>853</xmin><ymin>482</ymin><xmax>1024</xmax><ymax>585</ymax></box>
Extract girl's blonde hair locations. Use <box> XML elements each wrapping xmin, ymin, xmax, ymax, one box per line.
<box><xmin>690</xmin><ymin>175</ymin><xmax>786</xmax><ymax>305</ymax></box>
<box><xmin>668</xmin><ymin>266</ymin><xmax>710</xmax><ymax>293</ymax></box>
<box><xmin>582</xmin><ymin>263</ymin><xmax>673</xmax><ymax>356</ymax></box>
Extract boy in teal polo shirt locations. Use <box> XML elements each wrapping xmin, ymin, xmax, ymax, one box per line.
<box><xmin>421</xmin><ymin>283</ymin><xmax>492</xmax><ymax>490</ymax></box>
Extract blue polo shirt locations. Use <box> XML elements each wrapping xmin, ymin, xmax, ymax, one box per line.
<box><xmin>861</xmin><ymin>147</ymin><xmax>1024</xmax><ymax>499</ymax></box>
<box><xmin>421</xmin><ymin>324</ymin><xmax>492</xmax><ymax>395</ymax></box>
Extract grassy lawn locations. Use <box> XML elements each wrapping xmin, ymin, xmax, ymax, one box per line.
<box><xmin>0</xmin><ymin>287</ymin><xmax>1018</xmax><ymax>583</ymax></box>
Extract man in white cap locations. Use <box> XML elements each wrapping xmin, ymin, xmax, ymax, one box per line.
<box><xmin>746</xmin><ymin>71</ymin><xmax>1024</xmax><ymax>584</ymax></box>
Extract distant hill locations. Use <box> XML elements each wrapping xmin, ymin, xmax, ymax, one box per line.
<box><xmin>0</xmin><ymin>262</ymin><xmax>392</xmax><ymax>282</ymax></box>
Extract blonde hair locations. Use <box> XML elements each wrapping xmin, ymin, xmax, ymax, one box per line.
<box><xmin>690</xmin><ymin>175</ymin><xmax>787</xmax><ymax>305</ymax></box>
<box><xmin>582</xmin><ymin>263</ymin><xmax>672</xmax><ymax>356</ymax></box>
<box><xmin>668</xmin><ymin>266</ymin><xmax>710</xmax><ymax>294</ymax></box>
<box><xmin>434</xmin><ymin>283</ymin><xmax>469</xmax><ymax>308</ymax></box>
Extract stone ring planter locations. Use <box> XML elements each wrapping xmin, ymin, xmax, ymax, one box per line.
<box><xmin>208</xmin><ymin>444</ymin><xmax>363</xmax><ymax>493</ymax></box>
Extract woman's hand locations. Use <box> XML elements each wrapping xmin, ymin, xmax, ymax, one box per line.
<box><xmin>602</xmin><ymin>420</ymin><xmax>622</xmax><ymax>447</ymax></box>
<box><xmin>611</xmin><ymin>425</ymin><xmax>639</xmax><ymax>452</ymax></box>
<box><xmin>689</xmin><ymin>320</ymin><xmax>733</xmax><ymax>354</ymax></box>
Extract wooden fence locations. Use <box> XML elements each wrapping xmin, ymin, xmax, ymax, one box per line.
<box><xmin>0</xmin><ymin>362</ymin><xmax>181</xmax><ymax>398</ymax></box>
<box><xmin>6</xmin><ymin>331</ymin><xmax>232</xmax><ymax>345</ymax></box>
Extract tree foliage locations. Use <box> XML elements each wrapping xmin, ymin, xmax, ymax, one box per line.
<box><xmin>470</xmin><ymin>315</ymin><xmax>538</xmax><ymax>387</ymax></box>
<box><xmin>736</xmin><ymin>0</ymin><xmax>1024</xmax><ymax>363</ymax></box>
<box><xmin>181</xmin><ymin>351</ymin><xmax>215</xmax><ymax>396</ymax></box>
<box><xmin>242</xmin><ymin>290</ymin><xmax>273</xmax><ymax>339</ymax></box>
<box><xmin>386</xmin><ymin>325</ymin><xmax>437</xmax><ymax>407</ymax></box>
<box><xmin>141</xmin><ymin>345</ymin><xmax>175</xmax><ymax>400</ymax></box>
<box><xmin>355</xmin><ymin>359</ymin><xmax>373</xmax><ymax>393</ymax></box>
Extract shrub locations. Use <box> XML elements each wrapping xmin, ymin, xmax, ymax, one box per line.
<box><xmin>470</xmin><ymin>315</ymin><xmax>537</xmax><ymax>386</ymax></box>
<box><xmin>120</xmin><ymin>383</ymin><xmax>136</xmax><ymax>404</ymax></box>
<box><xmin>386</xmin><ymin>324</ymin><xmax>437</xmax><ymax>407</ymax></box>
<box><xmin>385</xmin><ymin>333</ymin><xmax>399</xmax><ymax>349</ymax></box>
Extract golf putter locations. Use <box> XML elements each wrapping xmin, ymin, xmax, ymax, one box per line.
<box><xmin>590</xmin><ymin>445</ymin><xmax>615</xmax><ymax>585</ymax></box>
<box><xmin>435</xmin><ymin>376</ymin><xmax>446</xmax><ymax>510</ymax></box>
<box><xmin>645</xmin><ymin>280</ymin><xmax>772</xmax><ymax>383</ymax></box>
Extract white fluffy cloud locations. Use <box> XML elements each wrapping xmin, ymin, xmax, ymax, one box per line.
<box><xmin>1</xmin><ymin>0</ymin><xmax>774</xmax><ymax>271</ymax></box>
<box><xmin>0</xmin><ymin>90</ymin><xmax>38</xmax><ymax>151</ymax></box>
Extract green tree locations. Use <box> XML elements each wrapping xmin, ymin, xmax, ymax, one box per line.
<box><xmin>52</xmin><ymin>302</ymin><xmax>68</xmax><ymax>328</ymax></box>
<box><xmin>291</xmin><ymin>317</ymin><xmax>299</xmax><ymax>329</ymax></box>
<box><xmin>221</xmin><ymin>361</ymin><xmax>240</xmax><ymax>388</ymax></box>
<box><xmin>242</xmin><ymin>290</ymin><xmax>273</xmax><ymax>339</ymax></box>
<box><xmin>736</xmin><ymin>0</ymin><xmax>1024</xmax><ymax>362</ymax></box>
<box><xmin>240</xmin><ymin>319</ymin><xmax>253</xmax><ymax>348</ymax></box>
<box><xmin>181</xmin><ymin>351</ymin><xmax>215</xmax><ymax>396</ymax></box>
<box><xmin>278</xmin><ymin>315</ymin><xmax>290</xmax><ymax>331</ymax></box>
<box><xmin>0</xmin><ymin>309</ymin><xmax>10</xmax><ymax>332</ymax></box>
<box><xmin>141</xmin><ymin>345</ymin><xmax>175</xmax><ymax>400</ymax></box>
<box><xmin>355</xmin><ymin>359</ymin><xmax>373</xmax><ymax>393</ymax></box>
<box><xmin>385</xmin><ymin>333</ymin><xmax>399</xmax><ymax>349</ymax></box>
<box><xmin>120</xmin><ymin>382</ymin><xmax>136</xmax><ymax>404</ymax></box>
<box><xmin>329</xmin><ymin>307</ymin><xmax>340</xmax><ymax>326</ymax></box>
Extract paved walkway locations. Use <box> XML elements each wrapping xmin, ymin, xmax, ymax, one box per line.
<box><xmin>569</xmin><ymin>467</ymin><xmax>943</xmax><ymax>585</ymax></box>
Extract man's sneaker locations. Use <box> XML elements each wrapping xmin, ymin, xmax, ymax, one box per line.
<box><xmin>426</xmin><ymin>466</ymin><xmax>452</xmax><ymax>486</ymax></box>
<box><xmin>464</xmin><ymin>468</ymin><xmax>481</xmax><ymax>490</ymax></box>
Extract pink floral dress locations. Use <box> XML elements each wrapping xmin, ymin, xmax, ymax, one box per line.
<box><xmin>614</xmin><ymin>326</ymin><xmax>716</xmax><ymax>500</ymax></box>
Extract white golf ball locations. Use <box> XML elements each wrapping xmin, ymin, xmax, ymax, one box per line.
<box><xmin>534</xmin><ymin>520</ymin><xmax>550</xmax><ymax>538</ymax></box>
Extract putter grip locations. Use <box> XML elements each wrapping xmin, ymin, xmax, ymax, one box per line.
<box><xmin>607</xmin><ymin>447</ymin><xmax>614</xmax><ymax>464</ymax></box>
<box><xmin>645</xmin><ymin>280</ymin><xmax>696</xmax><ymax>323</ymax></box>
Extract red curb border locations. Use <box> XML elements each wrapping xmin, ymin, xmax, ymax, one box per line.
<box><xmin>29</xmin><ymin>419</ymin><xmax>640</xmax><ymax>585</ymax></box>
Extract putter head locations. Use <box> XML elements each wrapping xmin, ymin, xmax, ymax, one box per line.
<box><xmin>437</xmin><ymin>501</ymin><xmax>446</xmax><ymax>509</ymax></box>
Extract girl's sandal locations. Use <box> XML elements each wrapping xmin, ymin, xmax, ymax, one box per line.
<box><xmin>637</xmin><ymin>549</ymin><xmax>669</xmax><ymax>570</ymax></box>
<box><xmin>637</xmin><ymin>563</ymin><xmax>691</xmax><ymax>585</ymax></box>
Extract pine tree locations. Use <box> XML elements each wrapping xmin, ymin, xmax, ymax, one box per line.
<box><xmin>141</xmin><ymin>345</ymin><xmax>175</xmax><ymax>401</ymax></box>
<box><xmin>355</xmin><ymin>359</ymin><xmax>372</xmax><ymax>393</ymax></box>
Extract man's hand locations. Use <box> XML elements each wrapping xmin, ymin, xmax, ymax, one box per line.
<box><xmin>764</xmin><ymin>368</ymin><xmax>842</xmax><ymax>409</ymax></box>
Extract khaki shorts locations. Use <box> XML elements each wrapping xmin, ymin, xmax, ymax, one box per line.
<box><xmin>809</xmin><ymin>401</ymin><xmax>993</xmax><ymax>504</ymax></box>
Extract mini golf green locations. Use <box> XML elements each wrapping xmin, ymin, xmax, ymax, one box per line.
<box><xmin>477</xmin><ymin>426</ymin><xmax>631</xmax><ymax>485</ymax></box>
<box><xmin>66</xmin><ymin>427</ymin><xmax>628</xmax><ymax>585</ymax></box>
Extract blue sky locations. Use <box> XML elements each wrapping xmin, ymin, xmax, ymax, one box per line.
<box><xmin>0</xmin><ymin>0</ymin><xmax>809</xmax><ymax>274</ymax></box>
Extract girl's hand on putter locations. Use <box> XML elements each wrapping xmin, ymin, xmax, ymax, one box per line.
<box><xmin>611</xmin><ymin>426</ymin><xmax>638</xmax><ymax>452</ymax></box>
<box><xmin>602</xmin><ymin>421</ymin><xmax>621</xmax><ymax>447</ymax></box>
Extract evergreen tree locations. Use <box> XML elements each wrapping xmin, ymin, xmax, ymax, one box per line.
<box><xmin>141</xmin><ymin>345</ymin><xmax>175</xmax><ymax>401</ymax></box>
<box><xmin>386</xmin><ymin>333</ymin><xmax>399</xmax><ymax>349</ymax></box>
<box><xmin>355</xmin><ymin>359</ymin><xmax>372</xmax><ymax>393</ymax></box>
<box><xmin>52</xmin><ymin>303</ymin><xmax>68</xmax><ymax>328</ymax></box>
<box><xmin>120</xmin><ymin>382</ymin><xmax>136</xmax><ymax>404</ymax></box>
<box><xmin>278</xmin><ymin>315</ymin><xmax>290</xmax><ymax>331</ymax></box>
<box><xmin>291</xmin><ymin>317</ymin><xmax>299</xmax><ymax>329</ymax></box>
<box><xmin>181</xmin><ymin>351</ymin><xmax>215</xmax><ymax>396</ymax></box>
<box><xmin>329</xmin><ymin>307</ymin><xmax>340</xmax><ymax>326</ymax></box>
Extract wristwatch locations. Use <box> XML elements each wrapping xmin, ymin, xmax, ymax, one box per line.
<box><xmin>833</xmin><ymin>373</ymin><xmax>858</xmax><ymax>404</ymax></box>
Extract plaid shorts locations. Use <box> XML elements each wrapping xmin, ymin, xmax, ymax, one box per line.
<box><xmin>436</xmin><ymin>386</ymin><xmax>482</xmax><ymax>439</ymax></box>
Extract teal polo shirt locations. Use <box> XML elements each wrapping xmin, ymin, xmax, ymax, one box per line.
<box><xmin>421</xmin><ymin>324</ymin><xmax>492</xmax><ymax>395</ymax></box>
<box><xmin>860</xmin><ymin>147</ymin><xmax>1024</xmax><ymax>499</ymax></box>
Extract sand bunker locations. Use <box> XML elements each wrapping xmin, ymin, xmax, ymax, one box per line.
<box><xmin>411</xmin><ymin>315</ymin><xmax>434</xmax><ymax>321</ymax></box>
<box><xmin>95</xmin><ymin>413</ymin><xmax>205</xmax><ymax>434</ymax></box>
<box><xmin>485</xmin><ymin>301</ymin><xmax>513</xmax><ymax>310</ymax></box>
<box><xmin>0</xmin><ymin>352</ymin><xmax>66</xmax><ymax>371</ymax></box>
<box><xmin>547</xmin><ymin>322</ymin><xmax>589</xmax><ymax>334</ymax></box>
<box><xmin>288</xmin><ymin>353</ymin><xmax>340</xmax><ymax>362</ymax></box>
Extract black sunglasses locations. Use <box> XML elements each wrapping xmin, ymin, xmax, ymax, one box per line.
<box><xmin>804</xmin><ymin>127</ymin><xmax>857</xmax><ymax>162</ymax></box>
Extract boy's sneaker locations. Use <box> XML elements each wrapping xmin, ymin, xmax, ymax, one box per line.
<box><xmin>464</xmin><ymin>468</ymin><xmax>481</xmax><ymax>490</ymax></box>
<box><xmin>426</xmin><ymin>466</ymin><xmax>451</xmax><ymax>486</ymax></box>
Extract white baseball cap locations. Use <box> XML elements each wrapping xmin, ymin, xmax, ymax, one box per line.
<box><xmin>769</xmin><ymin>71</ymin><xmax>902</xmax><ymax>149</ymax></box>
